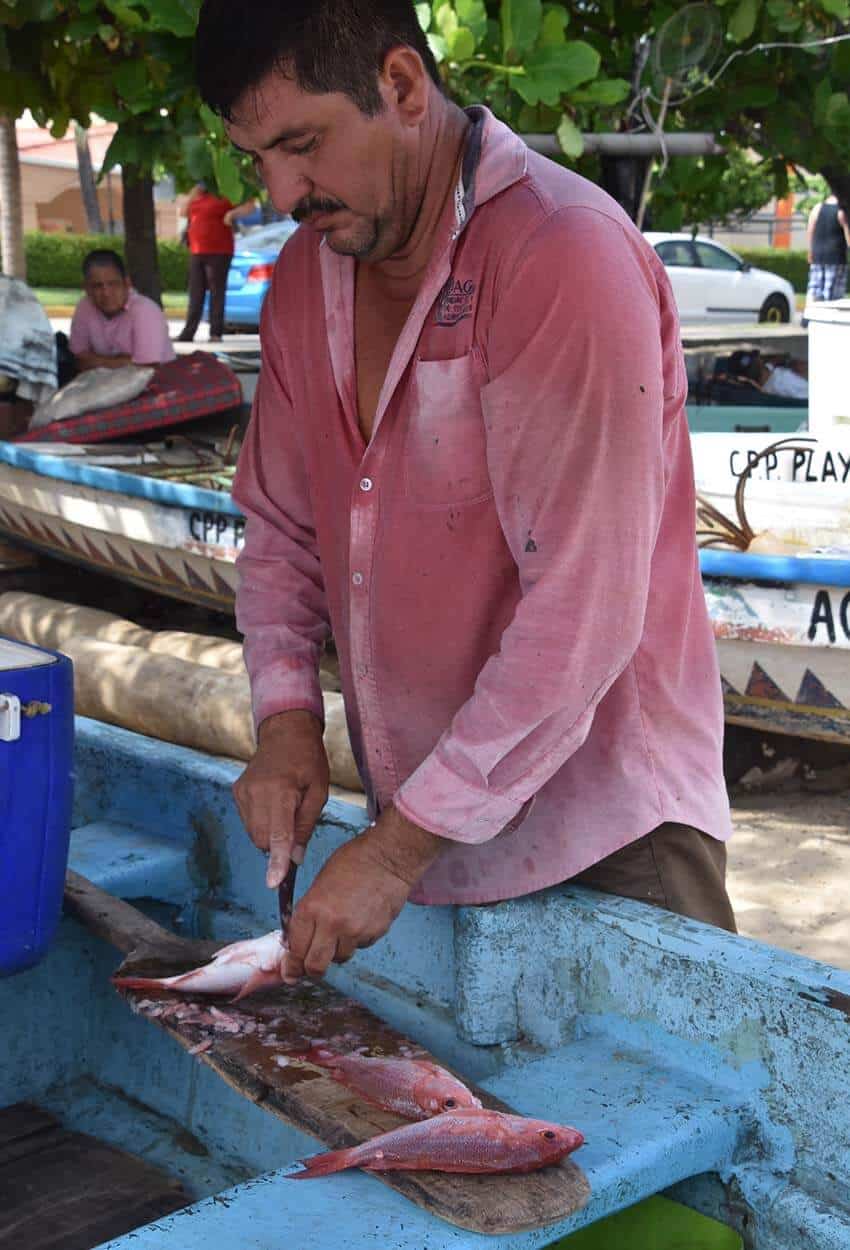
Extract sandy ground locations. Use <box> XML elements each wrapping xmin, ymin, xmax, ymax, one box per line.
<box><xmin>727</xmin><ymin>776</ymin><xmax>850</xmax><ymax>970</ymax></box>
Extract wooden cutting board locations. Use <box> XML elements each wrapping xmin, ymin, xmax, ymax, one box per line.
<box><xmin>64</xmin><ymin>871</ymin><xmax>590</xmax><ymax>1235</ymax></box>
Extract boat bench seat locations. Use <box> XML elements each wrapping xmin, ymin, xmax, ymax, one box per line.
<box><xmin>99</xmin><ymin>1032</ymin><xmax>748</xmax><ymax>1250</ymax></box>
<box><xmin>69</xmin><ymin>822</ymin><xmax>193</xmax><ymax>906</ymax></box>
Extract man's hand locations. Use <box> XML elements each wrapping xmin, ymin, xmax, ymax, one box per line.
<box><xmin>232</xmin><ymin>709</ymin><xmax>329</xmax><ymax>888</ymax></box>
<box><xmin>281</xmin><ymin>806</ymin><xmax>445</xmax><ymax>982</ymax></box>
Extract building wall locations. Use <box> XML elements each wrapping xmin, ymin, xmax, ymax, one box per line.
<box><xmin>20</xmin><ymin>161</ymin><xmax>182</xmax><ymax>240</ymax></box>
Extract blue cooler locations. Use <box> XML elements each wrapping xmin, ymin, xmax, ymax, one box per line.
<box><xmin>0</xmin><ymin>638</ymin><xmax>74</xmax><ymax>977</ymax></box>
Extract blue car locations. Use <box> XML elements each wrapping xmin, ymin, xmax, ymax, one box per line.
<box><xmin>215</xmin><ymin>218</ymin><xmax>299</xmax><ymax>331</ymax></box>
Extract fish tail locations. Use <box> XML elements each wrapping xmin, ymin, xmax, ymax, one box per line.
<box><xmin>112</xmin><ymin>975</ymin><xmax>171</xmax><ymax>991</ymax></box>
<box><xmin>287</xmin><ymin>1146</ymin><xmax>360</xmax><ymax>1179</ymax></box>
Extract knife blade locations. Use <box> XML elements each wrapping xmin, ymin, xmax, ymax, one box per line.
<box><xmin>277</xmin><ymin>857</ymin><xmax>298</xmax><ymax>946</ymax></box>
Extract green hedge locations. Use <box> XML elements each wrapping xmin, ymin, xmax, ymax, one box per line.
<box><xmin>25</xmin><ymin>231</ymin><xmax>189</xmax><ymax>291</ymax></box>
<box><xmin>736</xmin><ymin>248</ymin><xmax>808</xmax><ymax>294</ymax></box>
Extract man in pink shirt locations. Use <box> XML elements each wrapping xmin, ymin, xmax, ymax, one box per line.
<box><xmin>69</xmin><ymin>250</ymin><xmax>175</xmax><ymax>372</ymax></box>
<box><xmin>196</xmin><ymin>0</ymin><xmax>735</xmax><ymax>982</ymax></box>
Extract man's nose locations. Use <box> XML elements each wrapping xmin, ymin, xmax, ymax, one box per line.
<box><xmin>262</xmin><ymin>158</ymin><xmax>311</xmax><ymax>217</ymax></box>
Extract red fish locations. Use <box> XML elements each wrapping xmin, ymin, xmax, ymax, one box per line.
<box><xmin>288</xmin><ymin>1107</ymin><xmax>584</xmax><ymax>1178</ymax></box>
<box><xmin>295</xmin><ymin>1045</ymin><xmax>482</xmax><ymax>1119</ymax></box>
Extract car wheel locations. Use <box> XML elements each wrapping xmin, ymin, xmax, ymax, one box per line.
<box><xmin>758</xmin><ymin>294</ymin><xmax>790</xmax><ymax>323</ymax></box>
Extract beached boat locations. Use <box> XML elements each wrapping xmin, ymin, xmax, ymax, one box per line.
<box><xmin>0</xmin><ymin>440</ymin><xmax>242</xmax><ymax>611</ymax></box>
<box><xmin>702</xmin><ymin>548</ymin><xmax>850</xmax><ymax>744</ymax></box>
<box><xmin>692</xmin><ymin>431</ymin><xmax>850</xmax><ymax>550</ymax></box>
<box><xmin>2</xmin><ymin>711</ymin><xmax>847</xmax><ymax>1249</ymax></box>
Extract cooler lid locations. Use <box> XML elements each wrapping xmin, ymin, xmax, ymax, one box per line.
<box><xmin>0</xmin><ymin>638</ymin><xmax>58</xmax><ymax>670</ymax></box>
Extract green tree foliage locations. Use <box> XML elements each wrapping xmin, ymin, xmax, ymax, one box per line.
<box><xmin>417</xmin><ymin>0</ymin><xmax>628</xmax><ymax>158</ymax></box>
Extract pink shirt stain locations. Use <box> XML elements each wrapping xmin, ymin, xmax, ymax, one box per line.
<box><xmin>69</xmin><ymin>289</ymin><xmax>175</xmax><ymax>365</ymax></box>
<box><xmin>233</xmin><ymin>108</ymin><xmax>732</xmax><ymax>907</ymax></box>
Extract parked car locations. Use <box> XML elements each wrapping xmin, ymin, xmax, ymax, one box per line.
<box><xmin>212</xmin><ymin>218</ymin><xmax>299</xmax><ymax>331</ymax></box>
<box><xmin>643</xmin><ymin>233</ymin><xmax>796</xmax><ymax>325</ymax></box>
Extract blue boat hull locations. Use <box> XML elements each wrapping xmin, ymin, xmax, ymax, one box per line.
<box><xmin>2</xmin><ymin>717</ymin><xmax>848</xmax><ymax>1248</ymax></box>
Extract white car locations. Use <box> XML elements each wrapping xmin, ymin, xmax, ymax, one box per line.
<box><xmin>643</xmin><ymin>233</ymin><xmax>796</xmax><ymax>325</ymax></box>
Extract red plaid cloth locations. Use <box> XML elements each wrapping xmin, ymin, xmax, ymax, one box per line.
<box><xmin>16</xmin><ymin>351</ymin><xmax>242</xmax><ymax>444</ymax></box>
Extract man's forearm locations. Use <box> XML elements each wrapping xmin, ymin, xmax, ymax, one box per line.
<box><xmin>363</xmin><ymin>804</ymin><xmax>446</xmax><ymax>888</ymax></box>
<box><xmin>75</xmin><ymin>352</ymin><xmax>134</xmax><ymax>371</ymax></box>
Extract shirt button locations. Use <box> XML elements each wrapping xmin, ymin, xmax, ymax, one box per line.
<box><xmin>352</xmin><ymin>572</ymin><xmax>364</xmax><ymax>586</ymax></box>
<box><xmin>359</xmin><ymin>477</ymin><xmax>373</xmax><ymax>492</ymax></box>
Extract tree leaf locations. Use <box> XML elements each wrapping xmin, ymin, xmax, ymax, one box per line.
<box><xmin>456</xmin><ymin>0</ymin><xmax>487</xmax><ymax>42</ymax></box>
<box><xmin>415</xmin><ymin>3</ymin><xmax>431</xmax><ymax>32</ymax></box>
<box><xmin>570</xmin><ymin>76</ymin><xmax>630</xmax><ymax>105</ymax></box>
<box><xmin>146</xmin><ymin>0</ymin><xmax>198</xmax><ymax>38</ymax></box>
<box><xmin>503</xmin><ymin>0</ymin><xmax>542</xmax><ymax>57</ymax></box>
<box><xmin>557</xmin><ymin>112</ymin><xmax>583</xmax><ymax>158</ymax></box>
<box><xmin>818</xmin><ymin>0</ymin><xmax>850</xmax><ymax>15</ymax></box>
<box><xmin>435</xmin><ymin>1</ymin><xmax>458</xmax><ymax>42</ymax></box>
<box><xmin>518</xmin><ymin>40</ymin><xmax>600</xmax><ymax>105</ymax></box>
<box><xmin>765</xmin><ymin>0</ymin><xmax>801</xmax><ymax>29</ymax></box>
<box><xmin>448</xmin><ymin>25</ymin><xmax>476</xmax><ymax>60</ymax></box>
<box><xmin>427</xmin><ymin>31</ymin><xmax>447</xmax><ymax>62</ymax></box>
<box><xmin>212</xmin><ymin>146</ymin><xmax>246</xmax><ymax>202</ymax></box>
<box><xmin>540</xmin><ymin>4</ymin><xmax>569</xmax><ymax>45</ymax></box>
<box><xmin>728</xmin><ymin>0</ymin><xmax>761</xmax><ymax>42</ymax></box>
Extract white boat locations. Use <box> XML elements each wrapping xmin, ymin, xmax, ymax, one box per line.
<box><xmin>0</xmin><ymin>441</ymin><xmax>242</xmax><ymax>612</ymax></box>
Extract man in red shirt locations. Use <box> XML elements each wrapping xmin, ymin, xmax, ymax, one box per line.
<box><xmin>175</xmin><ymin>182</ymin><xmax>256</xmax><ymax>342</ymax></box>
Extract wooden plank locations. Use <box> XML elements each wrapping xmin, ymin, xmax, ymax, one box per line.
<box><xmin>0</xmin><ymin>1124</ymin><xmax>186</xmax><ymax>1250</ymax></box>
<box><xmin>116</xmin><ymin>976</ymin><xmax>590</xmax><ymax>1234</ymax></box>
<box><xmin>0</xmin><ymin>1104</ymin><xmax>70</xmax><ymax>1166</ymax></box>
<box><xmin>67</xmin><ymin>872</ymin><xmax>591</xmax><ymax>1235</ymax></box>
<box><xmin>0</xmin><ymin>1103</ymin><xmax>58</xmax><ymax>1148</ymax></box>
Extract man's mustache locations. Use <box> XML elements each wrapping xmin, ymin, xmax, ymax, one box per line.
<box><xmin>292</xmin><ymin>197</ymin><xmax>347</xmax><ymax>223</ymax></box>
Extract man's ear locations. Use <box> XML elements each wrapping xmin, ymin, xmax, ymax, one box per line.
<box><xmin>379</xmin><ymin>46</ymin><xmax>430</xmax><ymax>126</ymax></box>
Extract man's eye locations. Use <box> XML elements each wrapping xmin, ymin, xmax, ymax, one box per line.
<box><xmin>288</xmin><ymin>138</ymin><xmax>318</xmax><ymax>156</ymax></box>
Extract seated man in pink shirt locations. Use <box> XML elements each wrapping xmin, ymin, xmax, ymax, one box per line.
<box><xmin>195</xmin><ymin>0</ymin><xmax>736</xmax><ymax>985</ymax></box>
<box><xmin>69</xmin><ymin>250</ymin><xmax>175</xmax><ymax>372</ymax></box>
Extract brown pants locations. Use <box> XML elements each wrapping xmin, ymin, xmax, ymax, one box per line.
<box><xmin>570</xmin><ymin>823</ymin><xmax>737</xmax><ymax>932</ymax></box>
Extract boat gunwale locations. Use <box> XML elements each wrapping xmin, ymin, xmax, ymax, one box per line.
<box><xmin>0</xmin><ymin>443</ymin><xmax>243</xmax><ymax>519</ymax></box>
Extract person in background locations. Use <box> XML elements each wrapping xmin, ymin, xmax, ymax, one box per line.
<box><xmin>69</xmin><ymin>250</ymin><xmax>175</xmax><ymax>372</ymax></box>
<box><xmin>174</xmin><ymin>182</ymin><xmax>257</xmax><ymax>342</ymax></box>
<box><xmin>806</xmin><ymin>193</ymin><xmax>850</xmax><ymax>306</ymax></box>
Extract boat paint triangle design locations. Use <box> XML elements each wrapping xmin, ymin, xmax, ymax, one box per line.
<box><xmin>745</xmin><ymin>663</ymin><xmax>791</xmax><ymax>703</ymax></box>
<box><xmin>795</xmin><ymin>669</ymin><xmax>845</xmax><ymax>709</ymax></box>
<box><xmin>720</xmin><ymin>676</ymin><xmax>739</xmax><ymax>696</ymax></box>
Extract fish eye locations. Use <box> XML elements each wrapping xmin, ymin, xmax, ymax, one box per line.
<box><xmin>541</xmin><ymin>1129</ymin><xmax>556</xmax><ymax>1140</ymax></box>
<box><xmin>443</xmin><ymin>1098</ymin><xmax>457</xmax><ymax>1108</ymax></box>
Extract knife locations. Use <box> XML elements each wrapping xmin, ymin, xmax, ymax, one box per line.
<box><xmin>277</xmin><ymin>856</ymin><xmax>299</xmax><ymax>946</ymax></box>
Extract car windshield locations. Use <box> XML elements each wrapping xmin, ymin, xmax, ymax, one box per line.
<box><xmin>236</xmin><ymin>220</ymin><xmax>298</xmax><ymax>253</ymax></box>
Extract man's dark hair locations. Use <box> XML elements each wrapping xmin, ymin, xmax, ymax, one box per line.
<box><xmin>195</xmin><ymin>0</ymin><xmax>442</xmax><ymax>121</ymax></box>
<box><xmin>82</xmin><ymin>249</ymin><xmax>126</xmax><ymax>279</ymax></box>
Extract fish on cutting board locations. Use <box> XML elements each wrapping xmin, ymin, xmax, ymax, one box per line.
<box><xmin>294</xmin><ymin>1044</ymin><xmax>483</xmax><ymax>1119</ymax></box>
<box><xmin>112</xmin><ymin>930</ymin><xmax>285</xmax><ymax>1001</ymax></box>
<box><xmin>288</xmin><ymin>1107</ymin><xmax>584</xmax><ymax>1178</ymax></box>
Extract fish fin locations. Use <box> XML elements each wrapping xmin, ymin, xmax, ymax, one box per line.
<box><xmin>287</xmin><ymin>1147</ymin><xmax>358</xmax><ymax>1179</ymax></box>
<box><xmin>229</xmin><ymin>968</ymin><xmax>282</xmax><ymax>1003</ymax></box>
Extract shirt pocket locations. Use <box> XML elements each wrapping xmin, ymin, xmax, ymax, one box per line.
<box><xmin>403</xmin><ymin>353</ymin><xmax>493</xmax><ymax>507</ymax></box>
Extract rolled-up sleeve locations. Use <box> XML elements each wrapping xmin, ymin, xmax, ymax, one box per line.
<box><xmin>394</xmin><ymin>207</ymin><xmax>668</xmax><ymax>842</ymax></box>
<box><xmin>232</xmin><ymin>287</ymin><xmax>331</xmax><ymax>732</ymax></box>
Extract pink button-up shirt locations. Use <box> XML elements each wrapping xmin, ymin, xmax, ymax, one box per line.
<box><xmin>233</xmin><ymin>107</ymin><xmax>732</xmax><ymax>906</ymax></box>
<box><xmin>70</xmin><ymin>290</ymin><xmax>175</xmax><ymax>365</ymax></box>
